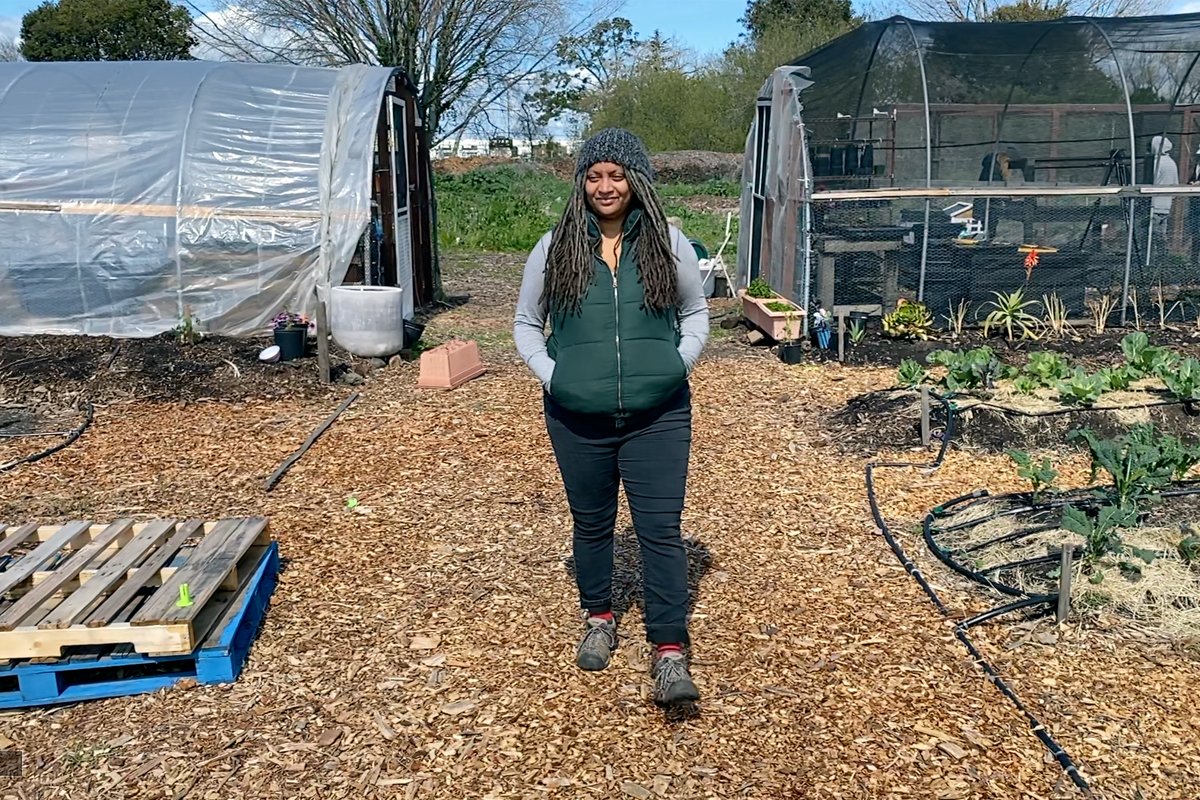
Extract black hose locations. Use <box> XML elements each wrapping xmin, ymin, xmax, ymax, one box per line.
<box><xmin>0</xmin><ymin>402</ymin><xmax>94</xmax><ymax>473</ymax></box>
<box><xmin>953</xmin><ymin>522</ymin><xmax>1062</xmax><ymax>555</ymax></box>
<box><xmin>955</xmin><ymin>601</ymin><xmax>1093</xmax><ymax>794</ymax></box>
<box><xmin>865</xmin><ymin>390</ymin><xmax>1095</xmax><ymax>797</ymax></box>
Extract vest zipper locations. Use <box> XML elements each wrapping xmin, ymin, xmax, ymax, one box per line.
<box><xmin>612</xmin><ymin>267</ymin><xmax>623</xmax><ymax>416</ymax></box>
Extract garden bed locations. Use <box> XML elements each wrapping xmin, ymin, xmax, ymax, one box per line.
<box><xmin>931</xmin><ymin>488</ymin><xmax>1200</xmax><ymax>638</ymax></box>
<box><xmin>834</xmin><ymin>387</ymin><xmax>1199</xmax><ymax>453</ymax></box>
<box><xmin>832</xmin><ymin>330</ymin><xmax>1200</xmax><ymax>453</ymax></box>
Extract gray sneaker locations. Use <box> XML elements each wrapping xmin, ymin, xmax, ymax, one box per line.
<box><xmin>575</xmin><ymin>615</ymin><xmax>617</xmax><ymax>671</ymax></box>
<box><xmin>652</xmin><ymin>651</ymin><xmax>700</xmax><ymax>704</ymax></box>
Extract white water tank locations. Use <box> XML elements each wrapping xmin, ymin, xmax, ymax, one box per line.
<box><xmin>329</xmin><ymin>285</ymin><xmax>405</xmax><ymax>357</ymax></box>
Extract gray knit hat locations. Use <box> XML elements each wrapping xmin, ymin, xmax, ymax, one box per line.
<box><xmin>574</xmin><ymin>127</ymin><xmax>654</xmax><ymax>181</ymax></box>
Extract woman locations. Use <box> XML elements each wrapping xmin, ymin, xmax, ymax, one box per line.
<box><xmin>513</xmin><ymin>128</ymin><xmax>709</xmax><ymax>705</ymax></box>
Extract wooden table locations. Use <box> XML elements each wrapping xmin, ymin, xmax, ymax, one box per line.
<box><xmin>814</xmin><ymin>235</ymin><xmax>904</xmax><ymax>313</ymax></box>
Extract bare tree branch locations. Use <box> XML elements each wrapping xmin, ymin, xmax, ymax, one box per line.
<box><xmin>901</xmin><ymin>0</ymin><xmax>1162</xmax><ymax>21</ymax></box>
<box><xmin>0</xmin><ymin>36</ymin><xmax>20</xmax><ymax>62</ymax></box>
<box><xmin>191</xmin><ymin>0</ymin><xmax>621</xmax><ymax>144</ymax></box>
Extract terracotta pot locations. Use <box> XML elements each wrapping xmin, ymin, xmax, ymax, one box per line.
<box><xmin>739</xmin><ymin>289</ymin><xmax>805</xmax><ymax>342</ymax></box>
<box><xmin>416</xmin><ymin>339</ymin><xmax>486</xmax><ymax>389</ymax></box>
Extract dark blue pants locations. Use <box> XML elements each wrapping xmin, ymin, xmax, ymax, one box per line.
<box><xmin>544</xmin><ymin>386</ymin><xmax>693</xmax><ymax>645</ymax></box>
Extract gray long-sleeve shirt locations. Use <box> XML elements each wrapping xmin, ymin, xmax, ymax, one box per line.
<box><xmin>513</xmin><ymin>225</ymin><xmax>710</xmax><ymax>391</ymax></box>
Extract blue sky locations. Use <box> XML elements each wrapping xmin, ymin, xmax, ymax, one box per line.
<box><xmin>4</xmin><ymin>0</ymin><xmax>1200</xmax><ymax>48</ymax></box>
<box><xmin>2</xmin><ymin>0</ymin><xmax>751</xmax><ymax>51</ymax></box>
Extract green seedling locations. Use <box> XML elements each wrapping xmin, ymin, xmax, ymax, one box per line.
<box><xmin>1006</xmin><ymin>448</ymin><xmax>1058</xmax><ymax>504</ymax></box>
<box><xmin>1055</xmin><ymin>368</ymin><xmax>1105</xmax><ymax>406</ymax></box>
<box><xmin>897</xmin><ymin>358</ymin><xmax>927</xmax><ymax>388</ymax></box>
<box><xmin>1067</xmin><ymin>425</ymin><xmax>1177</xmax><ymax>512</ymax></box>
<box><xmin>1178</xmin><ymin>535</ymin><xmax>1200</xmax><ymax>565</ymax></box>
<box><xmin>1062</xmin><ymin>504</ymin><xmax>1137</xmax><ymax>562</ymax></box>
<box><xmin>849</xmin><ymin>320</ymin><xmax>867</xmax><ymax>345</ymax></box>
<box><xmin>346</xmin><ymin>496</ymin><xmax>360</xmax><ymax>510</ymax></box>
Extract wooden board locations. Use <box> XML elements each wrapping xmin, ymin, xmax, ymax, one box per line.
<box><xmin>131</xmin><ymin>516</ymin><xmax>269</xmax><ymax>626</ymax></box>
<box><xmin>0</xmin><ymin>516</ymin><xmax>272</xmax><ymax>660</ymax></box>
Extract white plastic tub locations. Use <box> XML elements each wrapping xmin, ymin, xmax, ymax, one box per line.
<box><xmin>329</xmin><ymin>285</ymin><xmax>405</xmax><ymax>357</ymax></box>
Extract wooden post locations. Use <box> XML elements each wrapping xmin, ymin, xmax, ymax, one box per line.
<box><xmin>837</xmin><ymin>313</ymin><xmax>846</xmax><ymax>362</ymax></box>
<box><xmin>1056</xmin><ymin>544</ymin><xmax>1073</xmax><ymax>624</ymax></box>
<box><xmin>316</xmin><ymin>298</ymin><xmax>331</xmax><ymax>384</ymax></box>
<box><xmin>920</xmin><ymin>386</ymin><xmax>931</xmax><ymax>447</ymax></box>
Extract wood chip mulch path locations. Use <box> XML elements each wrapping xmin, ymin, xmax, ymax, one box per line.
<box><xmin>0</xmin><ymin>264</ymin><xmax>1194</xmax><ymax>798</ymax></box>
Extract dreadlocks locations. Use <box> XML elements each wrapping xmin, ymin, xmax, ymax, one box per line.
<box><xmin>541</xmin><ymin>170</ymin><xmax>679</xmax><ymax>316</ymax></box>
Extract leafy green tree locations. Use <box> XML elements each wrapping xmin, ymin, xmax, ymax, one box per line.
<box><xmin>741</xmin><ymin>0</ymin><xmax>857</xmax><ymax>40</ymax></box>
<box><xmin>529</xmin><ymin>17</ymin><xmax>643</xmax><ymax>124</ymax></box>
<box><xmin>988</xmin><ymin>0</ymin><xmax>1068</xmax><ymax>20</ymax></box>
<box><xmin>20</xmin><ymin>0</ymin><xmax>197</xmax><ymax>61</ymax></box>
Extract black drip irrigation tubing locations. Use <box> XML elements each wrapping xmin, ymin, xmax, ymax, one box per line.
<box><xmin>864</xmin><ymin>390</ymin><xmax>1095</xmax><ymax>796</ymax></box>
<box><xmin>0</xmin><ymin>402</ymin><xmax>94</xmax><ymax>473</ymax></box>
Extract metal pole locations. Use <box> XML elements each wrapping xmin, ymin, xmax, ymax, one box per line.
<box><xmin>900</xmin><ymin>19</ymin><xmax>933</xmax><ymax>306</ymax></box>
<box><xmin>798</xmin><ymin>99</ymin><xmax>815</xmax><ymax>339</ymax></box>
<box><xmin>919</xmin><ymin>199</ymin><xmax>931</xmax><ymax>303</ymax></box>
<box><xmin>1122</xmin><ymin>202</ymin><xmax>1135</xmax><ymax>325</ymax></box>
<box><xmin>1084</xmin><ymin>19</ymin><xmax>1137</xmax><ymax>325</ymax></box>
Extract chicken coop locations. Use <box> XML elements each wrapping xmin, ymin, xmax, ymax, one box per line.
<box><xmin>737</xmin><ymin>13</ymin><xmax>1200</xmax><ymax>332</ymax></box>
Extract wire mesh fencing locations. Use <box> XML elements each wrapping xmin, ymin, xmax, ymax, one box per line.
<box><xmin>804</xmin><ymin>189</ymin><xmax>1200</xmax><ymax>330</ymax></box>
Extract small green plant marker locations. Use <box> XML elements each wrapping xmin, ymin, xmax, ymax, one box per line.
<box><xmin>177</xmin><ymin>583</ymin><xmax>193</xmax><ymax>608</ymax></box>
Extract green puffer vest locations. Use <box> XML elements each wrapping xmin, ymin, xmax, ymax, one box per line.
<box><xmin>546</xmin><ymin>208</ymin><xmax>687</xmax><ymax>419</ymax></box>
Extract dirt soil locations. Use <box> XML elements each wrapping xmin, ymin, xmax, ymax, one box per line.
<box><xmin>837</xmin><ymin>325</ymin><xmax>1200</xmax><ymax>369</ymax></box>
<box><xmin>0</xmin><ymin>255</ymin><xmax>1196</xmax><ymax>799</ymax></box>
<box><xmin>0</xmin><ymin>332</ymin><xmax>351</xmax><ymax>405</ymax></box>
<box><xmin>831</xmin><ymin>387</ymin><xmax>1200</xmax><ymax>454</ymax></box>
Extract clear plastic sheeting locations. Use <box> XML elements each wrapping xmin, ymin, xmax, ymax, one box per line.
<box><xmin>0</xmin><ymin>61</ymin><xmax>394</xmax><ymax>337</ymax></box>
<box><xmin>738</xmin><ymin>14</ymin><xmax>1200</xmax><ymax>329</ymax></box>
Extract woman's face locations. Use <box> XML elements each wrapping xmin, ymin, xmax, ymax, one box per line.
<box><xmin>584</xmin><ymin>162</ymin><xmax>633</xmax><ymax>221</ymax></box>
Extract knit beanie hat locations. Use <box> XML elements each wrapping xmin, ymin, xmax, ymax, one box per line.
<box><xmin>574</xmin><ymin>128</ymin><xmax>655</xmax><ymax>181</ymax></box>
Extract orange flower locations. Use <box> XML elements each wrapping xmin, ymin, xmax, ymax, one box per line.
<box><xmin>1024</xmin><ymin>250</ymin><xmax>1039</xmax><ymax>279</ymax></box>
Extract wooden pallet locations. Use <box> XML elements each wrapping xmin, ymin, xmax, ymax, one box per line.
<box><xmin>0</xmin><ymin>516</ymin><xmax>271</xmax><ymax>660</ymax></box>
<box><xmin>0</xmin><ymin>541</ymin><xmax>279</xmax><ymax>708</ymax></box>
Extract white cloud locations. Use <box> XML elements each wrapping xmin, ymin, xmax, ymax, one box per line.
<box><xmin>0</xmin><ymin>16</ymin><xmax>20</xmax><ymax>42</ymax></box>
<box><xmin>188</xmin><ymin>5</ymin><xmax>292</xmax><ymax>62</ymax></box>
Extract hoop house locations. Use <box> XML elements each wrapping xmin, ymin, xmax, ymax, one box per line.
<box><xmin>738</xmin><ymin>14</ymin><xmax>1200</xmax><ymax>332</ymax></box>
<box><xmin>0</xmin><ymin>61</ymin><xmax>435</xmax><ymax>337</ymax></box>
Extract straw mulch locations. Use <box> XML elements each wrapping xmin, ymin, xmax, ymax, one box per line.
<box><xmin>0</xmin><ymin>256</ymin><xmax>1193</xmax><ymax>799</ymax></box>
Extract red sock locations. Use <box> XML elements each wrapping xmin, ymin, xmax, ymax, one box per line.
<box><xmin>656</xmin><ymin>643</ymin><xmax>683</xmax><ymax>656</ymax></box>
<box><xmin>589</xmin><ymin>611</ymin><xmax>614</xmax><ymax>622</ymax></box>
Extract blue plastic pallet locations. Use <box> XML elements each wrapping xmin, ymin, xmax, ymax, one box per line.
<box><xmin>0</xmin><ymin>541</ymin><xmax>279</xmax><ymax>708</ymax></box>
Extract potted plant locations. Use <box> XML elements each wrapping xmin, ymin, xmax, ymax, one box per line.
<box><xmin>272</xmin><ymin>310</ymin><xmax>311</xmax><ymax>361</ymax></box>
<box><xmin>776</xmin><ymin>309</ymin><xmax>804</xmax><ymax>364</ymax></box>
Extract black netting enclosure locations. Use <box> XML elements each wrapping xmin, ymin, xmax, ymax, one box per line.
<box><xmin>736</xmin><ymin>13</ymin><xmax>1200</xmax><ymax>334</ymax></box>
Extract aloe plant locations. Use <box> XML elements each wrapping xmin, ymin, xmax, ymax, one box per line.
<box><xmin>982</xmin><ymin>289</ymin><xmax>1042</xmax><ymax>341</ymax></box>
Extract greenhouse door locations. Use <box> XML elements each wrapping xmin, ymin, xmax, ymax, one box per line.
<box><xmin>748</xmin><ymin>101</ymin><xmax>771</xmax><ymax>282</ymax></box>
<box><xmin>387</xmin><ymin>97</ymin><xmax>415</xmax><ymax>320</ymax></box>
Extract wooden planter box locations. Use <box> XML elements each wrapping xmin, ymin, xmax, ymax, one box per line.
<box><xmin>739</xmin><ymin>290</ymin><xmax>805</xmax><ymax>342</ymax></box>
